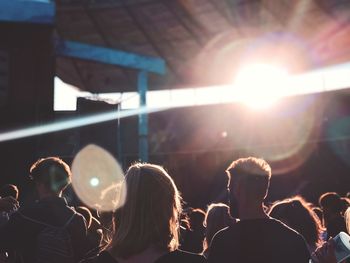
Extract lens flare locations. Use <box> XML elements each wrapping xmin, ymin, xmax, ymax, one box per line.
<box><xmin>71</xmin><ymin>144</ymin><xmax>126</xmax><ymax>212</ymax></box>
<box><xmin>90</xmin><ymin>177</ymin><xmax>100</xmax><ymax>187</ymax></box>
<box><xmin>228</xmin><ymin>95</ymin><xmax>322</xmax><ymax>175</ymax></box>
<box><xmin>234</xmin><ymin>63</ymin><xmax>289</xmax><ymax>109</ymax></box>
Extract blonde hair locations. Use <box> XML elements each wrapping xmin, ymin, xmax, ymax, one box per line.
<box><xmin>346</xmin><ymin>207</ymin><xmax>350</xmax><ymax>234</ymax></box>
<box><xmin>108</xmin><ymin>163</ymin><xmax>182</xmax><ymax>258</ymax></box>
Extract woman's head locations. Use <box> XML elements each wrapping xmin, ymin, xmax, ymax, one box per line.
<box><xmin>269</xmin><ymin>196</ymin><xmax>323</xmax><ymax>248</ymax></box>
<box><xmin>109</xmin><ymin>163</ymin><xmax>182</xmax><ymax>258</ymax></box>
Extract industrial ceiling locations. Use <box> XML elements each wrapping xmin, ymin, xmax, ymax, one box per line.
<box><xmin>55</xmin><ymin>0</ymin><xmax>350</xmax><ymax>93</ymax></box>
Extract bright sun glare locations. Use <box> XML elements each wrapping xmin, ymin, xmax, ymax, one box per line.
<box><xmin>234</xmin><ymin>63</ymin><xmax>289</xmax><ymax>109</ymax></box>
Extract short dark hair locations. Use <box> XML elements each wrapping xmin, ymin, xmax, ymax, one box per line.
<box><xmin>30</xmin><ymin>157</ymin><xmax>71</xmax><ymax>194</ymax></box>
<box><xmin>319</xmin><ymin>192</ymin><xmax>342</xmax><ymax>214</ymax></box>
<box><xmin>226</xmin><ymin>157</ymin><xmax>271</xmax><ymax>199</ymax></box>
<box><xmin>0</xmin><ymin>184</ymin><xmax>19</xmax><ymax>200</ymax></box>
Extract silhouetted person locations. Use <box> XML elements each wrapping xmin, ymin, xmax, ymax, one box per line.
<box><xmin>202</xmin><ymin>203</ymin><xmax>235</xmax><ymax>258</ymax></box>
<box><xmin>0</xmin><ymin>196</ymin><xmax>19</xmax><ymax>262</ymax></box>
<box><xmin>269</xmin><ymin>196</ymin><xmax>324</xmax><ymax>252</ymax></box>
<box><xmin>0</xmin><ymin>184</ymin><xmax>19</xmax><ymax>200</ymax></box>
<box><xmin>208</xmin><ymin>157</ymin><xmax>310</xmax><ymax>263</ymax></box>
<box><xmin>0</xmin><ymin>184</ymin><xmax>19</xmax><ymax>227</ymax></box>
<box><xmin>0</xmin><ymin>157</ymin><xmax>88</xmax><ymax>263</ymax></box>
<box><xmin>319</xmin><ymin>192</ymin><xmax>347</xmax><ymax>239</ymax></box>
<box><xmin>83</xmin><ymin>163</ymin><xmax>205</xmax><ymax>263</ymax></box>
<box><xmin>181</xmin><ymin>208</ymin><xmax>206</xmax><ymax>254</ymax></box>
<box><xmin>311</xmin><ymin>206</ymin><xmax>350</xmax><ymax>263</ymax></box>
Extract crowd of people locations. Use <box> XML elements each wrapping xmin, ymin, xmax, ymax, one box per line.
<box><xmin>0</xmin><ymin>156</ymin><xmax>349</xmax><ymax>263</ymax></box>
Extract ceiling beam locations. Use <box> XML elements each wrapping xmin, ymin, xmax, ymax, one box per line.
<box><xmin>0</xmin><ymin>0</ymin><xmax>55</xmax><ymax>24</ymax></box>
<box><xmin>55</xmin><ymin>39</ymin><xmax>166</xmax><ymax>75</ymax></box>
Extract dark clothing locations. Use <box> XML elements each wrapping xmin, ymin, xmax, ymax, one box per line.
<box><xmin>208</xmin><ymin>218</ymin><xmax>310</xmax><ymax>263</ymax></box>
<box><xmin>0</xmin><ymin>196</ymin><xmax>88</xmax><ymax>263</ymax></box>
<box><xmin>180</xmin><ymin>229</ymin><xmax>205</xmax><ymax>254</ymax></box>
<box><xmin>82</xmin><ymin>250</ymin><xmax>206</xmax><ymax>263</ymax></box>
<box><xmin>326</xmin><ymin>215</ymin><xmax>347</xmax><ymax>239</ymax></box>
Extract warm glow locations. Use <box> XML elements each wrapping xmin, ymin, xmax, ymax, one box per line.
<box><xmin>234</xmin><ymin>63</ymin><xmax>289</xmax><ymax>109</ymax></box>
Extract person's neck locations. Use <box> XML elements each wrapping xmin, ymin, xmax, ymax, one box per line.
<box><xmin>238</xmin><ymin>201</ymin><xmax>268</xmax><ymax>220</ymax></box>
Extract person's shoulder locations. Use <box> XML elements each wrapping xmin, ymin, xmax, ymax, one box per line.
<box><xmin>268</xmin><ymin>218</ymin><xmax>310</xmax><ymax>252</ymax></box>
<box><xmin>268</xmin><ymin>218</ymin><xmax>304</xmax><ymax>238</ymax></box>
<box><xmin>18</xmin><ymin>197</ymin><xmax>63</xmax><ymax>215</ymax></box>
<box><xmin>11</xmin><ymin>200</ymin><xmax>44</xmax><ymax>220</ymax></box>
<box><xmin>80</xmin><ymin>251</ymin><xmax>118</xmax><ymax>263</ymax></box>
<box><xmin>212</xmin><ymin>225</ymin><xmax>236</xmax><ymax>243</ymax></box>
<box><xmin>156</xmin><ymin>250</ymin><xmax>206</xmax><ymax>263</ymax></box>
<box><xmin>213</xmin><ymin>226</ymin><xmax>231</xmax><ymax>238</ymax></box>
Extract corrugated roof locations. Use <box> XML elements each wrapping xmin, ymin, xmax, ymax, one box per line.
<box><xmin>56</xmin><ymin>0</ymin><xmax>350</xmax><ymax>93</ymax></box>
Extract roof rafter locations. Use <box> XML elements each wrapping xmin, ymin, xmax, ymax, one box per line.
<box><xmin>55</xmin><ymin>40</ymin><xmax>166</xmax><ymax>75</ymax></box>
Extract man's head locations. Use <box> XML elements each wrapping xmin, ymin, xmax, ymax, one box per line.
<box><xmin>226</xmin><ymin>157</ymin><xmax>271</xmax><ymax>205</ymax></box>
<box><xmin>30</xmin><ymin>157</ymin><xmax>71</xmax><ymax>196</ymax></box>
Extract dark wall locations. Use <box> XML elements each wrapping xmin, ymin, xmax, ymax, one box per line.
<box><xmin>0</xmin><ymin>22</ymin><xmax>54</xmax><ymax>196</ymax></box>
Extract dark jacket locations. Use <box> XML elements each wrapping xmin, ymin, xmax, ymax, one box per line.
<box><xmin>208</xmin><ymin>218</ymin><xmax>310</xmax><ymax>263</ymax></box>
<box><xmin>0</xmin><ymin>196</ymin><xmax>88</xmax><ymax>263</ymax></box>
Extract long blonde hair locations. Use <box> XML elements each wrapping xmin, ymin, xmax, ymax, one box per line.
<box><xmin>108</xmin><ymin>163</ymin><xmax>182</xmax><ymax>258</ymax></box>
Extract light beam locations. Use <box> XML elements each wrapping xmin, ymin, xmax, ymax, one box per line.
<box><xmin>0</xmin><ymin>106</ymin><xmax>167</xmax><ymax>143</ymax></box>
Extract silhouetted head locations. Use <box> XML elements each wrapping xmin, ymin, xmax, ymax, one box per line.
<box><xmin>319</xmin><ymin>192</ymin><xmax>343</xmax><ymax>218</ymax></box>
<box><xmin>269</xmin><ymin>196</ymin><xmax>323</xmax><ymax>249</ymax></box>
<box><xmin>203</xmin><ymin>203</ymin><xmax>232</xmax><ymax>252</ymax></box>
<box><xmin>226</xmin><ymin>157</ymin><xmax>271</xmax><ymax>209</ymax></box>
<box><xmin>30</xmin><ymin>157</ymin><xmax>71</xmax><ymax>196</ymax></box>
<box><xmin>188</xmin><ymin>208</ymin><xmax>205</xmax><ymax>231</ymax></box>
<box><xmin>0</xmin><ymin>184</ymin><xmax>19</xmax><ymax>200</ymax></box>
<box><xmin>109</xmin><ymin>162</ymin><xmax>182</xmax><ymax>259</ymax></box>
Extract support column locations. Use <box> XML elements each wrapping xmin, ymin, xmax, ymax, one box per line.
<box><xmin>138</xmin><ymin>70</ymin><xmax>148</xmax><ymax>162</ymax></box>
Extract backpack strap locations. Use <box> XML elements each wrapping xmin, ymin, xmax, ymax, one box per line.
<box><xmin>18</xmin><ymin>210</ymin><xmax>76</xmax><ymax>228</ymax></box>
<box><xmin>64</xmin><ymin>211</ymin><xmax>76</xmax><ymax>228</ymax></box>
<box><xmin>18</xmin><ymin>211</ymin><xmax>53</xmax><ymax>228</ymax></box>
